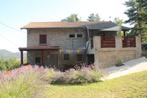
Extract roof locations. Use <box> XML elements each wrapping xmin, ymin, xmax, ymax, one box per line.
<box><xmin>21</xmin><ymin>22</ymin><xmax>92</xmax><ymax>29</ymax></box>
<box><xmin>19</xmin><ymin>46</ymin><xmax>60</xmax><ymax>51</ymax></box>
<box><xmin>100</xmin><ymin>26</ymin><xmax>130</xmax><ymax>31</ymax></box>
<box><xmin>87</xmin><ymin>22</ymin><xmax>130</xmax><ymax>31</ymax></box>
<box><xmin>21</xmin><ymin>21</ymin><xmax>130</xmax><ymax>31</ymax></box>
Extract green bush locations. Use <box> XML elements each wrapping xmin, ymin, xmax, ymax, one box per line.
<box><xmin>51</xmin><ymin>68</ymin><xmax>102</xmax><ymax>84</ymax></box>
<box><xmin>142</xmin><ymin>50</ymin><xmax>147</xmax><ymax>58</ymax></box>
<box><xmin>0</xmin><ymin>58</ymin><xmax>20</xmax><ymax>71</ymax></box>
<box><xmin>115</xmin><ymin>59</ymin><xmax>124</xmax><ymax>66</ymax></box>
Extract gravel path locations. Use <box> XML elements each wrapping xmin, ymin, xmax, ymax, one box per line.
<box><xmin>102</xmin><ymin>57</ymin><xmax>147</xmax><ymax>80</ymax></box>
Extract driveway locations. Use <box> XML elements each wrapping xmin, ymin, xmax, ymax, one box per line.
<box><xmin>102</xmin><ymin>57</ymin><xmax>147</xmax><ymax>80</ymax></box>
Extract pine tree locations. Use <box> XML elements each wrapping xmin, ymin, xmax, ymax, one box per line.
<box><xmin>125</xmin><ymin>0</ymin><xmax>147</xmax><ymax>42</ymax></box>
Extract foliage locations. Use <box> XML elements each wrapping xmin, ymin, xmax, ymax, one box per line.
<box><xmin>87</xmin><ymin>13</ymin><xmax>100</xmax><ymax>22</ymax></box>
<box><xmin>114</xmin><ymin>17</ymin><xmax>124</xmax><ymax>36</ymax></box>
<box><xmin>46</xmin><ymin>71</ymin><xmax>147</xmax><ymax>98</ymax></box>
<box><xmin>51</xmin><ymin>67</ymin><xmax>102</xmax><ymax>84</ymax></box>
<box><xmin>142</xmin><ymin>49</ymin><xmax>147</xmax><ymax>58</ymax></box>
<box><xmin>61</xmin><ymin>14</ymin><xmax>81</xmax><ymax>22</ymax></box>
<box><xmin>114</xmin><ymin>17</ymin><xmax>124</xmax><ymax>26</ymax></box>
<box><xmin>0</xmin><ymin>65</ymin><xmax>45</xmax><ymax>98</ymax></box>
<box><xmin>115</xmin><ymin>59</ymin><xmax>124</xmax><ymax>66</ymax></box>
<box><xmin>0</xmin><ymin>65</ymin><xmax>147</xmax><ymax>98</ymax></box>
<box><xmin>0</xmin><ymin>58</ymin><xmax>20</xmax><ymax>71</ymax></box>
<box><xmin>125</xmin><ymin>0</ymin><xmax>147</xmax><ymax>42</ymax></box>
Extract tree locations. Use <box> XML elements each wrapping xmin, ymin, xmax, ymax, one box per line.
<box><xmin>114</xmin><ymin>18</ymin><xmax>123</xmax><ymax>26</ymax></box>
<box><xmin>125</xmin><ymin>0</ymin><xmax>147</xmax><ymax>42</ymax></box>
<box><xmin>87</xmin><ymin>13</ymin><xmax>100</xmax><ymax>22</ymax></box>
<box><xmin>61</xmin><ymin>14</ymin><xmax>81</xmax><ymax>22</ymax></box>
<box><xmin>114</xmin><ymin>18</ymin><xmax>124</xmax><ymax>36</ymax></box>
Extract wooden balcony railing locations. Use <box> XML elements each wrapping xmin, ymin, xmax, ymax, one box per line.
<box><xmin>101</xmin><ymin>36</ymin><xmax>115</xmax><ymax>48</ymax></box>
<box><xmin>122</xmin><ymin>37</ymin><xmax>136</xmax><ymax>47</ymax></box>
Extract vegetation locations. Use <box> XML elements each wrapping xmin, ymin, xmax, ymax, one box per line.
<box><xmin>61</xmin><ymin>14</ymin><xmax>81</xmax><ymax>22</ymax></box>
<box><xmin>115</xmin><ymin>59</ymin><xmax>124</xmax><ymax>66</ymax></box>
<box><xmin>0</xmin><ymin>65</ymin><xmax>147</xmax><ymax>98</ymax></box>
<box><xmin>61</xmin><ymin>13</ymin><xmax>101</xmax><ymax>22</ymax></box>
<box><xmin>0</xmin><ymin>65</ymin><xmax>45</xmax><ymax>98</ymax></box>
<box><xmin>87</xmin><ymin>13</ymin><xmax>100</xmax><ymax>22</ymax></box>
<box><xmin>45</xmin><ymin>71</ymin><xmax>147</xmax><ymax>98</ymax></box>
<box><xmin>114</xmin><ymin>17</ymin><xmax>124</xmax><ymax>36</ymax></box>
<box><xmin>125</xmin><ymin>0</ymin><xmax>147</xmax><ymax>42</ymax></box>
<box><xmin>51</xmin><ymin>68</ymin><xmax>102</xmax><ymax>84</ymax></box>
<box><xmin>0</xmin><ymin>58</ymin><xmax>20</xmax><ymax>70</ymax></box>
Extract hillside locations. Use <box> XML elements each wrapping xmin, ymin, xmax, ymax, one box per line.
<box><xmin>0</xmin><ymin>49</ymin><xmax>21</xmax><ymax>59</ymax></box>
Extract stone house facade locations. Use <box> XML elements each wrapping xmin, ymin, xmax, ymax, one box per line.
<box><xmin>19</xmin><ymin>22</ymin><xmax>142</xmax><ymax>69</ymax></box>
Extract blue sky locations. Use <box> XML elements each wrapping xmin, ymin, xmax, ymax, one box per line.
<box><xmin>0</xmin><ymin>0</ymin><xmax>128</xmax><ymax>52</ymax></box>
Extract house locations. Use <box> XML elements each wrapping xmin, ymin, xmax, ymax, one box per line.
<box><xmin>19</xmin><ymin>21</ymin><xmax>142</xmax><ymax>69</ymax></box>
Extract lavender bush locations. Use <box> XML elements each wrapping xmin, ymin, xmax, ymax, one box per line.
<box><xmin>0</xmin><ymin>64</ymin><xmax>102</xmax><ymax>98</ymax></box>
<box><xmin>0</xmin><ymin>65</ymin><xmax>46</xmax><ymax>98</ymax></box>
<box><xmin>51</xmin><ymin>67</ymin><xmax>102</xmax><ymax>84</ymax></box>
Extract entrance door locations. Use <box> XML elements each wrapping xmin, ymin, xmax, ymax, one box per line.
<box><xmin>87</xmin><ymin>54</ymin><xmax>94</xmax><ymax>64</ymax></box>
<box><xmin>35</xmin><ymin>57</ymin><xmax>41</xmax><ymax>65</ymax></box>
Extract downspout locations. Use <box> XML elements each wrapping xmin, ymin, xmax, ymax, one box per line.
<box><xmin>84</xmin><ymin>26</ymin><xmax>90</xmax><ymax>64</ymax></box>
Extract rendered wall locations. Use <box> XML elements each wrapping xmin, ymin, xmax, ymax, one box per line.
<box><xmin>94</xmin><ymin>36</ymin><xmax>142</xmax><ymax>68</ymax></box>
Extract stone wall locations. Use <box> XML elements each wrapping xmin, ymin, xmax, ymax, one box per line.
<box><xmin>27</xmin><ymin>28</ymin><xmax>86</xmax><ymax>66</ymax></box>
<box><xmin>27</xmin><ymin>28</ymin><xmax>86</xmax><ymax>49</ymax></box>
<box><xmin>94</xmin><ymin>36</ymin><xmax>142</xmax><ymax>68</ymax></box>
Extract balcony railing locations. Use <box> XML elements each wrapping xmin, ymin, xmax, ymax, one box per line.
<box><xmin>122</xmin><ymin>37</ymin><xmax>136</xmax><ymax>47</ymax></box>
<box><xmin>101</xmin><ymin>36</ymin><xmax>115</xmax><ymax>48</ymax></box>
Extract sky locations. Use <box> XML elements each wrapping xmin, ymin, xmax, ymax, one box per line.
<box><xmin>0</xmin><ymin>0</ymin><xmax>128</xmax><ymax>52</ymax></box>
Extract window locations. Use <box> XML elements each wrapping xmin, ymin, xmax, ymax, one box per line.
<box><xmin>39</xmin><ymin>34</ymin><xmax>47</xmax><ymax>44</ymax></box>
<box><xmin>35</xmin><ymin>57</ymin><xmax>41</xmax><ymax>64</ymax></box>
<box><xmin>69</xmin><ymin>34</ymin><xmax>75</xmax><ymax>38</ymax></box>
<box><xmin>77</xmin><ymin>54</ymin><xmax>83</xmax><ymax>61</ymax></box>
<box><xmin>77</xmin><ymin>34</ymin><xmax>83</xmax><ymax>38</ymax></box>
<box><xmin>64</xmin><ymin>54</ymin><xmax>70</xmax><ymax>60</ymax></box>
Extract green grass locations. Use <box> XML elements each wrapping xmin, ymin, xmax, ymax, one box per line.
<box><xmin>45</xmin><ymin>71</ymin><xmax>147</xmax><ymax>98</ymax></box>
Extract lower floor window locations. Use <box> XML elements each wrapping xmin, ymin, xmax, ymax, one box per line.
<box><xmin>35</xmin><ymin>57</ymin><xmax>41</xmax><ymax>64</ymax></box>
<box><xmin>77</xmin><ymin>54</ymin><xmax>83</xmax><ymax>61</ymax></box>
<box><xmin>64</xmin><ymin>54</ymin><xmax>70</xmax><ymax>60</ymax></box>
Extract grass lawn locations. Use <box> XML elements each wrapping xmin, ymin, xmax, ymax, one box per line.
<box><xmin>45</xmin><ymin>71</ymin><xmax>147</xmax><ymax>98</ymax></box>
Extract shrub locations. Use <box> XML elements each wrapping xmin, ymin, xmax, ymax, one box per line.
<box><xmin>0</xmin><ymin>58</ymin><xmax>19</xmax><ymax>71</ymax></box>
<box><xmin>51</xmin><ymin>67</ymin><xmax>102</xmax><ymax>84</ymax></box>
<box><xmin>115</xmin><ymin>59</ymin><xmax>124</xmax><ymax>67</ymax></box>
<box><xmin>142</xmin><ymin>50</ymin><xmax>147</xmax><ymax>58</ymax></box>
<box><xmin>0</xmin><ymin>65</ymin><xmax>46</xmax><ymax>98</ymax></box>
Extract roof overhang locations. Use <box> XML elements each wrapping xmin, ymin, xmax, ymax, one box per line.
<box><xmin>100</xmin><ymin>26</ymin><xmax>130</xmax><ymax>31</ymax></box>
<box><xmin>19</xmin><ymin>46</ymin><xmax>60</xmax><ymax>51</ymax></box>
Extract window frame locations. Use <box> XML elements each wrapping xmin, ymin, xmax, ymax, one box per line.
<box><xmin>77</xmin><ymin>34</ymin><xmax>83</xmax><ymax>38</ymax></box>
<box><xmin>64</xmin><ymin>53</ymin><xmax>70</xmax><ymax>60</ymax></box>
<box><xmin>35</xmin><ymin>57</ymin><xmax>41</xmax><ymax>64</ymax></box>
<box><xmin>39</xmin><ymin>34</ymin><xmax>47</xmax><ymax>45</ymax></box>
<box><xmin>69</xmin><ymin>34</ymin><xmax>76</xmax><ymax>38</ymax></box>
<box><xmin>77</xmin><ymin>54</ymin><xmax>83</xmax><ymax>61</ymax></box>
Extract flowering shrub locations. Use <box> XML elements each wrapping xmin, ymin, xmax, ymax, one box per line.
<box><xmin>0</xmin><ymin>65</ymin><xmax>46</xmax><ymax>98</ymax></box>
<box><xmin>51</xmin><ymin>67</ymin><xmax>102</xmax><ymax>84</ymax></box>
<box><xmin>0</xmin><ymin>64</ymin><xmax>102</xmax><ymax>98</ymax></box>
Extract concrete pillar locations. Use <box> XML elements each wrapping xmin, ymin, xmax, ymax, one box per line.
<box><xmin>136</xmin><ymin>36</ymin><xmax>142</xmax><ymax>57</ymax></box>
<box><xmin>93</xmin><ymin>36</ymin><xmax>101</xmax><ymax>70</ymax></box>
<box><xmin>115</xmin><ymin>36</ymin><xmax>122</xmax><ymax>49</ymax></box>
<box><xmin>20</xmin><ymin>50</ymin><xmax>23</xmax><ymax>65</ymax></box>
<box><xmin>93</xmin><ymin>36</ymin><xmax>101</xmax><ymax>50</ymax></box>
